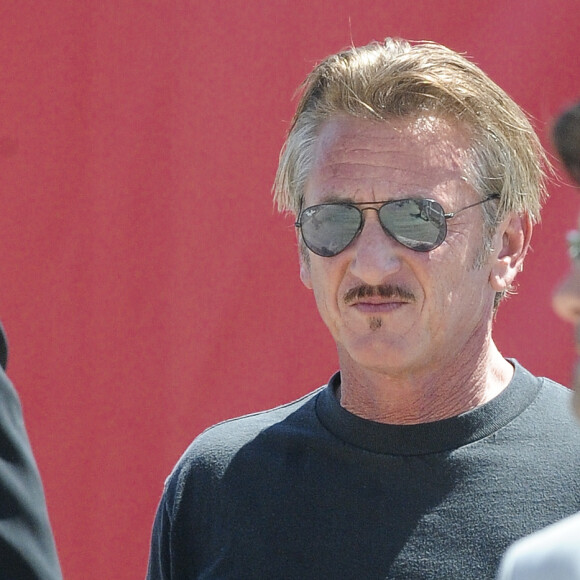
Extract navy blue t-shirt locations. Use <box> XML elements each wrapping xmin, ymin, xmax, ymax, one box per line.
<box><xmin>147</xmin><ymin>361</ymin><xmax>580</xmax><ymax>579</ymax></box>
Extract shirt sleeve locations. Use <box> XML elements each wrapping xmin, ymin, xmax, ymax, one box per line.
<box><xmin>146</xmin><ymin>492</ymin><xmax>174</xmax><ymax>580</ymax></box>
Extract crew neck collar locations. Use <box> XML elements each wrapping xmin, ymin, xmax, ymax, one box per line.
<box><xmin>315</xmin><ymin>360</ymin><xmax>541</xmax><ymax>456</ymax></box>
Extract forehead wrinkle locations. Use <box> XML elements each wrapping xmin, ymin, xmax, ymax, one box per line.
<box><xmin>320</xmin><ymin>157</ymin><xmax>465</xmax><ymax>188</ymax></box>
<box><xmin>316</xmin><ymin>113</ymin><xmax>473</xmax><ymax>168</ymax></box>
<box><xmin>320</xmin><ymin>137</ymin><xmax>471</xmax><ymax>177</ymax></box>
<box><xmin>306</xmin><ymin>115</ymin><xmax>475</xmax><ymax>204</ymax></box>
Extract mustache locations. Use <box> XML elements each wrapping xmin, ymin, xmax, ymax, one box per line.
<box><xmin>343</xmin><ymin>284</ymin><xmax>416</xmax><ymax>305</ymax></box>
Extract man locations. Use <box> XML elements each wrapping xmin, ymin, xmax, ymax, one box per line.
<box><xmin>147</xmin><ymin>39</ymin><xmax>580</xmax><ymax>579</ymax></box>
<box><xmin>0</xmin><ymin>323</ymin><xmax>62</xmax><ymax>579</ymax></box>
<box><xmin>495</xmin><ymin>100</ymin><xmax>580</xmax><ymax>579</ymax></box>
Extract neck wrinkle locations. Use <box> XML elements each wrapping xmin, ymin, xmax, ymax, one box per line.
<box><xmin>337</xmin><ymin>345</ymin><xmax>513</xmax><ymax>425</ymax></box>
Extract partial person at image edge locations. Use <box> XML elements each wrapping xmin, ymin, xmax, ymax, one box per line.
<box><xmin>0</xmin><ymin>322</ymin><xmax>62</xmax><ymax>580</ymax></box>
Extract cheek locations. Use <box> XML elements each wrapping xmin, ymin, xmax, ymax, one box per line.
<box><xmin>307</xmin><ymin>258</ymin><xmax>348</xmax><ymax>314</ymax></box>
<box><xmin>425</xmin><ymin>258</ymin><xmax>487</xmax><ymax>314</ymax></box>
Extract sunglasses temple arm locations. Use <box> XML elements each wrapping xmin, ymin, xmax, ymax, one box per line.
<box><xmin>444</xmin><ymin>194</ymin><xmax>500</xmax><ymax>219</ymax></box>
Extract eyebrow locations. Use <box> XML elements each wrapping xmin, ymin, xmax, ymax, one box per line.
<box><xmin>310</xmin><ymin>191</ymin><xmax>434</xmax><ymax>205</ymax></box>
<box><xmin>317</xmin><ymin>195</ymin><xmax>355</xmax><ymax>204</ymax></box>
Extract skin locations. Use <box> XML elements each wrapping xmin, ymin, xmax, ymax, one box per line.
<box><xmin>299</xmin><ymin>114</ymin><xmax>532</xmax><ymax>424</ymax></box>
<box><xmin>552</xmin><ymin>218</ymin><xmax>580</xmax><ymax>417</ymax></box>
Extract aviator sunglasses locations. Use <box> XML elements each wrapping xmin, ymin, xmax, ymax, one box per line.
<box><xmin>295</xmin><ymin>194</ymin><xmax>500</xmax><ymax>257</ymax></box>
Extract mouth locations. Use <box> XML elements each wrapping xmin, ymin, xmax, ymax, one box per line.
<box><xmin>353</xmin><ymin>297</ymin><xmax>409</xmax><ymax>313</ymax></box>
<box><xmin>352</xmin><ymin>302</ymin><xmax>407</xmax><ymax>315</ymax></box>
<box><xmin>344</xmin><ymin>284</ymin><xmax>415</xmax><ymax>313</ymax></box>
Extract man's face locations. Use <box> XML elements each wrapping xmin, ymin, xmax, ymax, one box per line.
<box><xmin>299</xmin><ymin>114</ymin><xmax>510</xmax><ymax>379</ymax></box>
<box><xmin>552</xmin><ymin>219</ymin><xmax>580</xmax><ymax>417</ymax></box>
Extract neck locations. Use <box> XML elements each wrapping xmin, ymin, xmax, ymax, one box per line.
<box><xmin>336</xmin><ymin>344</ymin><xmax>513</xmax><ymax>425</ymax></box>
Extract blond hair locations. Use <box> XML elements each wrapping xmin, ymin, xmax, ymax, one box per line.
<box><xmin>273</xmin><ymin>38</ymin><xmax>549</xmax><ymax>229</ymax></box>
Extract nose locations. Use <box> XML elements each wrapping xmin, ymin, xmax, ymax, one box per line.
<box><xmin>348</xmin><ymin>209</ymin><xmax>402</xmax><ymax>285</ymax></box>
<box><xmin>552</xmin><ymin>263</ymin><xmax>580</xmax><ymax>325</ymax></box>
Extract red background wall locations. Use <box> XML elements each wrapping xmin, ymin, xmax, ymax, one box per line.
<box><xmin>1</xmin><ymin>2</ymin><xmax>578</xmax><ymax>577</ymax></box>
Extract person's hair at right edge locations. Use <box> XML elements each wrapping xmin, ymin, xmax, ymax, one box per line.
<box><xmin>273</xmin><ymin>38</ymin><xmax>551</xmax><ymax>307</ymax></box>
<box><xmin>552</xmin><ymin>100</ymin><xmax>580</xmax><ymax>186</ymax></box>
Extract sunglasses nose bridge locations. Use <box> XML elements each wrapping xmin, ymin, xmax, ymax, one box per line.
<box><xmin>359</xmin><ymin>204</ymin><xmax>398</xmax><ymax>241</ymax></box>
<box><xmin>354</xmin><ymin>205</ymin><xmax>399</xmax><ymax>248</ymax></box>
<box><xmin>358</xmin><ymin>205</ymin><xmax>381</xmax><ymax>226</ymax></box>
<box><xmin>359</xmin><ymin>206</ymin><xmax>381</xmax><ymax>214</ymax></box>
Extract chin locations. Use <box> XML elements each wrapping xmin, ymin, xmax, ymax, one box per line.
<box><xmin>340</xmin><ymin>338</ymin><xmax>421</xmax><ymax>374</ymax></box>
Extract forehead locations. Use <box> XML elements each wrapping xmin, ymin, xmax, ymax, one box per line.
<box><xmin>305</xmin><ymin>114</ymin><xmax>474</xmax><ymax>202</ymax></box>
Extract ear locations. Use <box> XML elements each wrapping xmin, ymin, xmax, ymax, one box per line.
<box><xmin>299</xmin><ymin>250</ymin><xmax>313</xmax><ymax>289</ymax></box>
<box><xmin>489</xmin><ymin>212</ymin><xmax>533</xmax><ymax>292</ymax></box>
<box><xmin>296</xmin><ymin>226</ymin><xmax>313</xmax><ymax>289</ymax></box>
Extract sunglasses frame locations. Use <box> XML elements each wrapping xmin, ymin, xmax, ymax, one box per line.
<box><xmin>295</xmin><ymin>194</ymin><xmax>500</xmax><ymax>257</ymax></box>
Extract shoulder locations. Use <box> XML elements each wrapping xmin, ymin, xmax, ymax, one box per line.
<box><xmin>536</xmin><ymin>375</ymin><xmax>574</xmax><ymax>398</ymax></box>
<box><xmin>189</xmin><ymin>386</ymin><xmax>323</xmax><ymax>457</ymax></box>
<box><xmin>531</xmin><ymin>374</ymin><xmax>578</xmax><ymax>426</ymax></box>
<box><xmin>512</xmin><ymin>360</ymin><xmax>570</xmax><ymax>397</ymax></box>
<box><xmin>497</xmin><ymin>512</ymin><xmax>580</xmax><ymax>579</ymax></box>
<box><xmin>161</xmin><ymin>386</ymin><xmax>325</xmax><ymax>510</ymax></box>
<box><xmin>512</xmin><ymin>361</ymin><xmax>577</xmax><ymax>421</ymax></box>
<box><xmin>503</xmin><ymin>362</ymin><xmax>579</xmax><ymax>439</ymax></box>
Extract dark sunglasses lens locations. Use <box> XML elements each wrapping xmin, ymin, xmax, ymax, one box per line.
<box><xmin>300</xmin><ymin>204</ymin><xmax>362</xmax><ymax>257</ymax></box>
<box><xmin>379</xmin><ymin>199</ymin><xmax>446</xmax><ymax>251</ymax></box>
